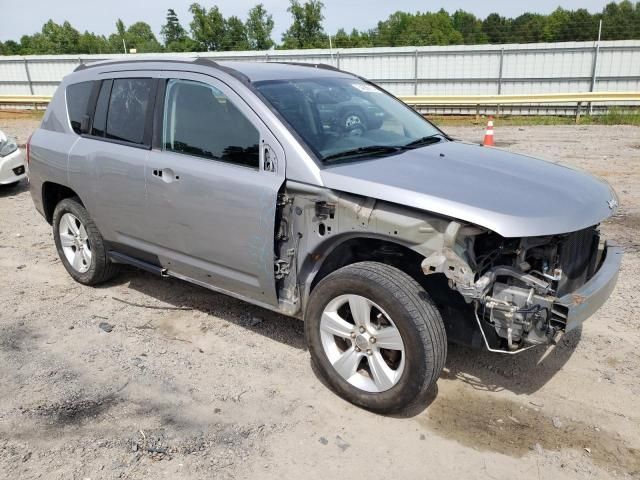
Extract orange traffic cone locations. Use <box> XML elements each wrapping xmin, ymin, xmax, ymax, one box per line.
<box><xmin>483</xmin><ymin>117</ymin><xmax>495</xmax><ymax>146</ymax></box>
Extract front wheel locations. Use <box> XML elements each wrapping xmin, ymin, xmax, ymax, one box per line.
<box><xmin>305</xmin><ymin>261</ymin><xmax>447</xmax><ymax>413</ymax></box>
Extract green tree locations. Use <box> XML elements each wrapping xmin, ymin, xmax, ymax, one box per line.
<box><xmin>601</xmin><ymin>0</ymin><xmax>640</xmax><ymax>39</ymax></box>
<box><xmin>566</xmin><ymin>9</ymin><xmax>600</xmax><ymax>41</ymax></box>
<box><xmin>20</xmin><ymin>20</ymin><xmax>82</xmax><ymax>54</ymax></box>
<box><xmin>223</xmin><ymin>16</ymin><xmax>249</xmax><ymax>50</ymax></box>
<box><xmin>108</xmin><ymin>19</ymin><xmax>162</xmax><ymax>53</ymax></box>
<box><xmin>333</xmin><ymin>28</ymin><xmax>351</xmax><ymax>47</ymax></box>
<box><xmin>0</xmin><ymin>40</ymin><xmax>21</xmax><ymax>55</ymax></box>
<box><xmin>452</xmin><ymin>10</ymin><xmax>488</xmax><ymax>44</ymax></box>
<box><xmin>126</xmin><ymin>22</ymin><xmax>163</xmax><ymax>52</ymax></box>
<box><xmin>348</xmin><ymin>29</ymin><xmax>373</xmax><ymax>47</ymax></box>
<box><xmin>161</xmin><ymin>8</ymin><xmax>192</xmax><ymax>51</ymax></box>
<box><xmin>108</xmin><ymin>19</ymin><xmax>128</xmax><ymax>52</ymax></box>
<box><xmin>281</xmin><ymin>0</ymin><xmax>327</xmax><ymax>49</ymax></box>
<box><xmin>189</xmin><ymin>3</ymin><xmax>226</xmax><ymax>51</ymax></box>
<box><xmin>332</xmin><ymin>28</ymin><xmax>373</xmax><ymax>48</ymax></box>
<box><xmin>78</xmin><ymin>32</ymin><xmax>112</xmax><ymax>54</ymax></box>
<box><xmin>44</xmin><ymin>20</ymin><xmax>80</xmax><ymax>53</ymax></box>
<box><xmin>3</xmin><ymin>1</ymin><xmax>640</xmax><ymax>55</ymax></box>
<box><xmin>542</xmin><ymin>7</ymin><xmax>570</xmax><ymax>41</ymax></box>
<box><xmin>544</xmin><ymin>8</ymin><xmax>599</xmax><ymax>42</ymax></box>
<box><xmin>482</xmin><ymin>13</ymin><xmax>511</xmax><ymax>43</ymax></box>
<box><xmin>246</xmin><ymin>4</ymin><xmax>275</xmax><ymax>50</ymax></box>
<box><xmin>509</xmin><ymin>13</ymin><xmax>547</xmax><ymax>43</ymax></box>
<box><xmin>373</xmin><ymin>11</ymin><xmax>412</xmax><ymax>46</ymax></box>
<box><xmin>374</xmin><ymin>10</ymin><xmax>463</xmax><ymax>47</ymax></box>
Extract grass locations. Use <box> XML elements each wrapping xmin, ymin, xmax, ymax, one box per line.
<box><xmin>582</xmin><ymin>108</ymin><xmax>640</xmax><ymax>126</ymax></box>
<box><xmin>427</xmin><ymin>108</ymin><xmax>640</xmax><ymax>127</ymax></box>
<box><xmin>0</xmin><ymin>109</ymin><xmax>45</xmax><ymax>120</ymax></box>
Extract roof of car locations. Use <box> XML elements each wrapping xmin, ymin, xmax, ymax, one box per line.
<box><xmin>74</xmin><ymin>57</ymin><xmax>354</xmax><ymax>83</ymax></box>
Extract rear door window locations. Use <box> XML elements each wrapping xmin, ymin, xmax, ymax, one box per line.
<box><xmin>66</xmin><ymin>81</ymin><xmax>94</xmax><ymax>134</ymax></box>
<box><xmin>162</xmin><ymin>79</ymin><xmax>259</xmax><ymax>168</ymax></box>
<box><xmin>105</xmin><ymin>78</ymin><xmax>154</xmax><ymax>145</ymax></box>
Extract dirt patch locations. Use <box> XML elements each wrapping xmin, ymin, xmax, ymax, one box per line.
<box><xmin>604</xmin><ymin>213</ymin><xmax>640</xmax><ymax>253</ymax></box>
<box><xmin>606</xmin><ymin>212</ymin><xmax>640</xmax><ymax>231</ymax></box>
<box><xmin>0</xmin><ymin>324</ymin><xmax>34</xmax><ymax>353</ymax></box>
<box><xmin>25</xmin><ymin>394</ymin><xmax>121</xmax><ymax>426</ymax></box>
<box><xmin>1</xmin><ymin>123</ymin><xmax>639</xmax><ymax>479</ymax></box>
<box><xmin>421</xmin><ymin>386</ymin><xmax>640</xmax><ymax>475</ymax></box>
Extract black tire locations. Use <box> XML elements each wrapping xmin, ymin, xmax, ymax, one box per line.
<box><xmin>52</xmin><ymin>197</ymin><xmax>119</xmax><ymax>285</ymax></box>
<box><xmin>305</xmin><ymin>261</ymin><xmax>447</xmax><ymax>413</ymax></box>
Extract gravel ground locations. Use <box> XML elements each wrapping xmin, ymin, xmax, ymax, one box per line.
<box><xmin>0</xmin><ymin>117</ymin><xmax>639</xmax><ymax>479</ymax></box>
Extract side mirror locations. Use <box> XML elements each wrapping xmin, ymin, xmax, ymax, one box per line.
<box><xmin>80</xmin><ymin>114</ymin><xmax>91</xmax><ymax>134</ymax></box>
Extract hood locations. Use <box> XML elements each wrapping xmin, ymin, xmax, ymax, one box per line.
<box><xmin>319</xmin><ymin>141</ymin><xmax>618</xmax><ymax>238</ymax></box>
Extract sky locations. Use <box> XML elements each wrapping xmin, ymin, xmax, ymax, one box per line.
<box><xmin>0</xmin><ymin>0</ymin><xmax>614</xmax><ymax>43</ymax></box>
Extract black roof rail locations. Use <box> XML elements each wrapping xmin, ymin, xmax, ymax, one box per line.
<box><xmin>192</xmin><ymin>56</ymin><xmax>219</xmax><ymax>68</ymax></box>
<box><xmin>73</xmin><ymin>57</ymin><xmax>201</xmax><ymax>72</ymax></box>
<box><xmin>72</xmin><ymin>56</ymin><xmax>252</xmax><ymax>83</ymax></box>
<box><xmin>193</xmin><ymin>56</ymin><xmax>251</xmax><ymax>83</ymax></box>
<box><xmin>71</xmin><ymin>56</ymin><xmax>342</xmax><ymax>82</ymax></box>
<box><xmin>270</xmin><ymin>61</ymin><xmax>341</xmax><ymax>72</ymax></box>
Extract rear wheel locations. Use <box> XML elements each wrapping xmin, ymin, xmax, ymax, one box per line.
<box><xmin>305</xmin><ymin>261</ymin><xmax>447</xmax><ymax>413</ymax></box>
<box><xmin>52</xmin><ymin>197</ymin><xmax>119</xmax><ymax>285</ymax></box>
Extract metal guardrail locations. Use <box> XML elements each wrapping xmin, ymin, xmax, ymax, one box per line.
<box><xmin>0</xmin><ymin>95</ymin><xmax>52</xmax><ymax>104</ymax></box>
<box><xmin>2</xmin><ymin>40</ymin><xmax>639</xmax><ymax>115</ymax></box>
<box><xmin>1</xmin><ymin>92</ymin><xmax>639</xmax><ymax>118</ymax></box>
<box><xmin>399</xmin><ymin>91</ymin><xmax>640</xmax><ymax>105</ymax></box>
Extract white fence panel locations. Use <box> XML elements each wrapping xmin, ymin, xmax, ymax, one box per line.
<box><xmin>1</xmin><ymin>40</ymin><xmax>639</xmax><ymax>113</ymax></box>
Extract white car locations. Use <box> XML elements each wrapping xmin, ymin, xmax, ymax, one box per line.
<box><xmin>0</xmin><ymin>130</ymin><xmax>26</xmax><ymax>187</ymax></box>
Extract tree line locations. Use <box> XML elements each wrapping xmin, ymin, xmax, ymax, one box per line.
<box><xmin>1</xmin><ymin>0</ymin><xmax>639</xmax><ymax>55</ymax></box>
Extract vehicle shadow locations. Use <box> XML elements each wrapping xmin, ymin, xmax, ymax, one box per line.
<box><xmin>102</xmin><ymin>267</ymin><xmax>307</xmax><ymax>351</ymax></box>
<box><xmin>0</xmin><ymin>179</ymin><xmax>28</xmax><ymax>197</ymax></box>
<box><xmin>442</xmin><ymin>328</ymin><xmax>581</xmax><ymax>395</ymax></box>
<box><xmin>102</xmin><ymin>266</ymin><xmax>580</xmax><ymax>415</ymax></box>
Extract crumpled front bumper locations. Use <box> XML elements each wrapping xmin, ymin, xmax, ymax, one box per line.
<box><xmin>554</xmin><ymin>241</ymin><xmax>623</xmax><ymax>332</ymax></box>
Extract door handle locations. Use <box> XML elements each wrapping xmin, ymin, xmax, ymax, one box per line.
<box><xmin>152</xmin><ymin>168</ymin><xmax>180</xmax><ymax>183</ymax></box>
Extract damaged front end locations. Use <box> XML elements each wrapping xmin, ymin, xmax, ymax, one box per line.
<box><xmin>422</xmin><ymin>222</ymin><xmax>622</xmax><ymax>353</ymax></box>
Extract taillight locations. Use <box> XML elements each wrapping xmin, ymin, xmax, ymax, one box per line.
<box><xmin>26</xmin><ymin>133</ymin><xmax>32</xmax><ymax>166</ymax></box>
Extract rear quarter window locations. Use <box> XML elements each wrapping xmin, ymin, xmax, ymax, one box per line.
<box><xmin>66</xmin><ymin>81</ymin><xmax>94</xmax><ymax>134</ymax></box>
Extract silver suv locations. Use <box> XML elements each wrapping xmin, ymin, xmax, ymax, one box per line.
<box><xmin>28</xmin><ymin>58</ymin><xmax>622</xmax><ymax>412</ymax></box>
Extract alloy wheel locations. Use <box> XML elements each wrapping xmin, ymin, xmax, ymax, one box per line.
<box><xmin>319</xmin><ymin>294</ymin><xmax>405</xmax><ymax>393</ymax></box>
<box><xmin>58</xmin><ymin>212</ymin><xmax>92</xmax><ymax>273</ymax></box>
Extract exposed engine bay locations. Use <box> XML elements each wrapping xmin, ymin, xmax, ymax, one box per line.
<box><xmin>271</xmin><ymin>184</ymin><xmax>616</xmax><ymax>355</ymax></box>
<box><xmin>422</xmin><ymin>222</ymin><xmax>602</xmax><ymax>352</ymax></box>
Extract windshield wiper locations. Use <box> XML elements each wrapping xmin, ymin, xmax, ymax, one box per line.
<box><xmin>403</xmin><ymin>134</ymin><xmax>444</xmax><ymax>148</ymax></box>
<box><xmin>322</xmin><ymin>135</ymin><xmax>446</xmax><ymax>163</ymax></box>
<box><xmin>323</xmin><ymin>145</ymin><xmax>403</xmax><ymax>162</ymax></box>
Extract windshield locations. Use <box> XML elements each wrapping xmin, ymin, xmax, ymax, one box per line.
<box><xmin>254</xmin><ymin>77</ymin><xmax>443</xmax><ymax>164</ymax></box>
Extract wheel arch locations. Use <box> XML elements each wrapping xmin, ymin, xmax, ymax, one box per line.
<box><xmin>299</xmin><ymin>233</ymin><xmax>482</xmax><ymax>349</ymax></box>
<box><xmin>300</xmin><ymin>234</ymin><xmax>427</xmax><ymax>306</ymax></box>
<box><xmin>41</xmin><ymin>181</ymin><xmax>83</xmax><ymax>224</ymax></box>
